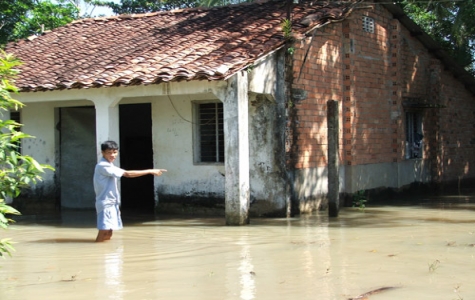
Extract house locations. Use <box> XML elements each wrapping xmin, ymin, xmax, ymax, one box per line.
<box><xmin>5</xmin><ymin>0</ymin><xmax>475</xmax><ymax>224</ymax></box>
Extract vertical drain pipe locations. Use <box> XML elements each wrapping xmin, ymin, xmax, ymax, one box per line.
<box><xmin>327</xmin><ymin>100</ymin><xmax>340</xmax><ymax>217</ymax></box>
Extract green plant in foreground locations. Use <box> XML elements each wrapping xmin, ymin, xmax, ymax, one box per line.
<box><xmin>352</xmin><ymin>190</ymin><xmax>367</xmax><ymax>210</ymax></box>
<box><xmin>0</xmin><ymin>50</ymin><xmax>54</xmax><ymax>258</ymax></box>
<box><xmin>0</xmin><ymin>199</ymin><xmax>20</xmax><ymax>257</ymax></box>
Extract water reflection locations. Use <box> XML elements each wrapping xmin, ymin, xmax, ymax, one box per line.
<box><xmin>101</xmin><ymin>245</ymin><xmax>124</xmax><ymax>300</ymax></box>
<box><xmin>237</xmin><ymin>237</ymin><xmax>255</xmax><ymax>300</ymax></box>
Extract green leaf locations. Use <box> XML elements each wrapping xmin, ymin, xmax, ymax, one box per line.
<box><xmin>0</xmin><ymin>238</ymin><xmax>16</xmax><ymax>257</ymax></box>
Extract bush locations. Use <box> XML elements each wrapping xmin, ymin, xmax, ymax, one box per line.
<box><xmin>0</xmin><ymin>50</ymin><xmax>54</xmax><ymax>258</ymax></box>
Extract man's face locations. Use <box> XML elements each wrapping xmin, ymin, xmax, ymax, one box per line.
<box><xmin>102</xmin><ymin>149</ymin><xmax>118</xmax><ymax>163</ymax></box>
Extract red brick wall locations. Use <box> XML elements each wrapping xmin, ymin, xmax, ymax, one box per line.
<box><xmin>289</xmin><ymin>4</ymin><xmax>475</xmax><ymax>183</ymax></box>
<box><xmin>290</xmin><ymin>22</ymin><xmax>344</xmax><ymax>169</ymax></box>
<box><xmin>433</xmin><ymin>66</ymin><xmax>475</xmax><ymax>181</ymax></box>
<box><xmin>344</xmin><ymin>5</ymin><xmax>396</xmax><ymax>166</ymax></box>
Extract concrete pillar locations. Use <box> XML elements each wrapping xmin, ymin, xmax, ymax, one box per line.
<box><xmin>90</xmin><ymin>96</ymin><xmax>120</xmax><ymax>161</ymax></box>
<box><xmin>327</xmin><ymin>100</ymin><xmax>340</xmax><ymax>217</ymax></box>
<box><xmin>223</xmin><ymin>72</ymin><xmax>250</xmax><ymax>225</ymax></box>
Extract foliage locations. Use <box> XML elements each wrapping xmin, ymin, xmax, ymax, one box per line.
<box><xmin>70</xmin><ymin>0</ymin><xmax>112</xmax><ymax>17</ymax></box>
<box><xmin>0</xmin><ymin>50</ymin><xmax>54</xmax><ymax>258</ymax></box>
<box><xmin>282</xmin><ymin>18</ymin><xmax>292</xmax><ymax>39</ymax></box>
<box><xmin>0</xmin><ymin>0</ymin><xmax>110</xmax><ymax>46</ymax></box>
<box><xmin>199</xmin><ymin>0</ymin><xmax>250</xmax><ymax>7</ymax></box>
<box><xmin>352</xmin><ymin>190</ymin><xmax>367</xmax><ymax>211</ymax></box>
<box><xmin>1</xmin><ymin>0</ymin><xmax>473</xmax><ymax>72</ymax></box>
<box><xmin>398</xmin><ymin>0</ymin><xmax>475</xmax><ymax>74</ymax></box>
<box><xmin>11</xmin><ymin>0</ymin><xmax>79</xmax><ymax>44</ymax></box>
<box><xmin>0</xmin><ymin>51</ymin><xmax>23</xmax><ymax>112</ymax></box>
<box><xmin>0</xmin><ymin>0</ymin><xmax>34</xmax><ymax>45</ymax></box>
<box><xmin>103</xmin><ymin>0</ymin><xmax>198</xmax><ymax>14</ymax></box>
<box><xmin>101</xmin><ymin>0</ymin><xmax>251</xmax><ymax>14</ymax></box>
<box><xmin>0</xmin><ymin>200</ymin><xmax>19</xmax><ymax>258</ymax></box>
<box><xmin>281</xmin><ymin>18</ymin><xmax>295</xmax><ymax>55</ymax></box>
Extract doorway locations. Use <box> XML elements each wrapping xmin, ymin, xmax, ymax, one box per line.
<box><xmin>59</xmin><ymin>107</ymin><xmax>96</xmax><ymax>209</ymax></box>
<box><xmin>119</xmin><ymin>103</ymin><xmax>154</xmax><ymax>212</ymax></box>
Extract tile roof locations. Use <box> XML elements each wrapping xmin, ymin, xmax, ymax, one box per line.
<box><xmin>5</xmin><ymin>0</ymin><xmax>358</xmax><ymax>92</ymax></box>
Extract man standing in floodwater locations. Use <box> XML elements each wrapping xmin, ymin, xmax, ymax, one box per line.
<box><xmin>93</xmin><ymin>140</ymin><xmax>167</xmax><ymax>242</ymax></box>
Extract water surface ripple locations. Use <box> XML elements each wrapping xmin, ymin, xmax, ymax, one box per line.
<box><xmin>2</xmin><ymin>195</ymin><xmax>475</xmax><ymax>299</ymax></box>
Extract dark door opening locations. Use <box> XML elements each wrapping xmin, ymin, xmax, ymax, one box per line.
<box><xmin>119</xmin><ymin>103</ymin><xmax>154</xmax><ymax>212</ymax></box>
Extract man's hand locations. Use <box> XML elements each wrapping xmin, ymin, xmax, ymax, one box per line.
<box><xmin>151</xmin><ymin>169</ymin><xmax>167</xmax><ymax>176</ymax></box>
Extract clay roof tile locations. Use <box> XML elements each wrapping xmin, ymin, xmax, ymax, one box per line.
<box><xmin>6</xmin><ymin>0</ymin><xmax>359</xmax><ymax>92</ymax></box>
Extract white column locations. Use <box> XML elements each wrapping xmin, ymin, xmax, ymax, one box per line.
<box><xmin>90</xmin><ymin>96</ymin><xmax>120</xmax><ymax>161</ymax></box>
<box><xmin>223</xmin><ymin>72</ymin><xmax>250</xmax><ymax>225</ymax></box>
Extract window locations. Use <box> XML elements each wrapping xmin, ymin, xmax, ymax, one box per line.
<box><xmin>194</xmin><ymin>102</ymin><xmax>224</xmax><ymax>163</ymax></box>
<box><xmin>362</xmin><ymin>16</ymin><xmax>375</xmax><ymax>33</ymax></box>
<box><xmin>405</xmin><ymin>111</ymin><xmax>423</xmax><ymax>159</ymax></box>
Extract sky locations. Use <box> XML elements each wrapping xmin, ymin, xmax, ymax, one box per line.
<box><xmin>81</xmin><ymin>1</ymin><xmax>117</xmax><ymax>17</ymax></box>
<box><xmin>51</xmin><ymin>0</ymin><xmax>118</xmax><ymax>17</ymax></box>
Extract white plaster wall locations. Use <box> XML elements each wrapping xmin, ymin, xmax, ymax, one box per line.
<box><xmin>21</xmin><ymin>102</ymin><xmax>56</xmax><ymax>178</ymax></box>
<box><xmin>248</xmin><ymin>52</ymin><xmax>279</xmax><ymax>97</ymax></box>
<box><xmin>247</xmin><ymin>51</ymin><xmax>288</xmax><ymax>210</ymax></box>
<box><xmin>150</xmin><ymin>94</ymin><xmax>226</xmax><ymax>199</ymax></box>
<box><xmin>397</xmin><ymin>159</ymin><xmax>431</xmax><ymax>186</ymax></box>
<box><xmin>294</xmin><ymin>160</ymin><xmax>431</xmax><ymax>198</ymax></box>
<box><xmin>21</xmin><ymin>104</ymin><xmax>58</xmax><ymax>184</ymax></box>
<box><xmin>91</xmin><ymin>91</ymin><xmax>228</xmax><ymax>200</ymax></box>
<box><xmin>21</xmin><ymin>100</ymin><xmax>94</xmax><ymax>196</ymax></box>
<box><xmin>248</xmin><ymin>98</ymin><xmax>287</xmax><ymax>207</ymax></box>
<box><xmin>343</xmin><ymin>160</ymin><xmax>431</xmax><ymax>193</ymax></box>
<box><xmin>15</xmin><ymin>77</ymin><xmax>291</xmax><ymax>209</ymax></box>
<box><xmin>293</xmin><ymin>166</ymin><xmax>346</xmax><ymax>199</ymax></box>
<box><xmin>16</xmin><ymin>82</ymin><xmax>229</xmax><ymax>201</ymax></box>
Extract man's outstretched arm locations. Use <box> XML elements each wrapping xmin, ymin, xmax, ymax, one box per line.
<box><xmin>123</xmin><ymin>169</ymin><xmax>167</xmax><ymax>178</ymax></box>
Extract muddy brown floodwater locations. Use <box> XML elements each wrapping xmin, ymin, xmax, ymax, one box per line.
<box><xmin>2</xmin><ymin>193</ymin><xmax>475</xmax><ymax>300</ymax></box>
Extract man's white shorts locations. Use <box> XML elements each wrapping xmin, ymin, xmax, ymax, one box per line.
<box><xmin>97</xmin><ymin>205</ymin><xmax>123</xmax><ymax>230</ymax></box>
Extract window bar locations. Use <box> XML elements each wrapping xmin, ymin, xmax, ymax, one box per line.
<box><xmin>215</xmin><ymin>103</ymin><xmax>220</xmax><ymax>163</ymax></box>
<box><xmin>406</xmin><ymin>112</ymin><xmax>413</xmax><ymax>158</ymax></box>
